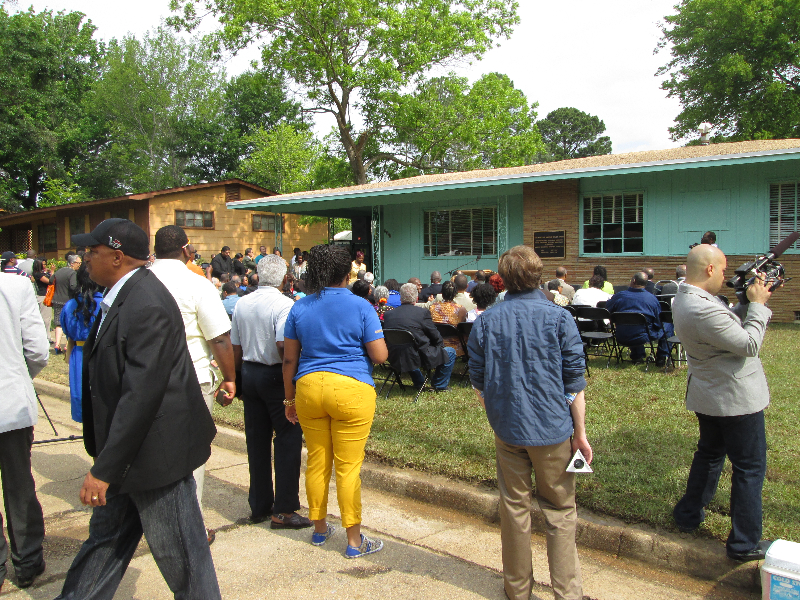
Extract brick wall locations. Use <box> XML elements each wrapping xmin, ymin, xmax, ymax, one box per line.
<box><xmin>523</xmin><ymin>181</ymin><xmax>800</xmax><ymax>323</ymax></box>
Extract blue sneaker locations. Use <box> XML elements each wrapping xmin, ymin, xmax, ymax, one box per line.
<box><xmin>311</xmin><ymin>523</ymin><xmax>336</xmax><ymax>546</ymax></box>
<box><xmin>345</xmin><ymin>534</ymin><xmax>383</xmax><ymax>559</ymax></box>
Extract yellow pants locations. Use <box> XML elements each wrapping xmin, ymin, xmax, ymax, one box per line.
<box><xmin>295</xmin><ymin>371</ymin><xmax>376</xmax><ymax>528</ymax></box>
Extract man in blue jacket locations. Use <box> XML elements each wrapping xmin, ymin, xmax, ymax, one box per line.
<box><xmin>605</xmin><ymin>271</ymin><xmax>672</xmax><ymax>366</ymax></box>
<box><xmin>468</xmin><ymin>245</ymin><xmax>591</xmax><ymax>600</ymax></box>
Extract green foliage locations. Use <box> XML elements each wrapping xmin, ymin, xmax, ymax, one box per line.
<box><xmin>374</xmin><ymin>72</ymin><xmax>544</xmax><ymax>178</ymax></box>
<box><xmin>237</xmin><ymin>124</ymin><xmax>320</xmax><ymax>194</ymax></box>
<box><xmin>0</xmin><ymin>6</ymin><xmax>103</xmax><ymax>210</ymax></box>
<box><xmin>169</xmin><ymin>0</ymin><xmax>520</xmax><ymax>184</ymax></box>
<box><xmin>38</xmin><ymin>176</ymin><xmax>92</xmax><ymax>207</ymax></box>
<box><xmin>93</xmin><ymin>26</ymin><xmax>228</xmax><ymax>192</ymax></box>
<box><xmin>536</xmin><ymin>107</ymin><xmax>613</xmax><ymax>162</ymax></box>
<box><xmin>297</xmin><ymin>216</ymin><xmax>351</xmax><ymax>238</ymax></box>
<box><xmin>658</xmin><ymin>0</ymin><xmax>800</xmax><ymax>140</ymax></box>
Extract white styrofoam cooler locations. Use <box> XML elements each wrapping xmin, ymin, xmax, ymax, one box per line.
<box><xmin>762</xmin><ymin>540</ymin><xmax>800</xmax><ymax>600</ymax></box>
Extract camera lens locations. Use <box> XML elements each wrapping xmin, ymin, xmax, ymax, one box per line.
<box><xmin>573</xmin><ymin>459</ymin><xmax>584</xmax><ymax>469</ymax></box>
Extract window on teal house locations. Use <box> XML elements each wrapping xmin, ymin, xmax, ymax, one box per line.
<box><xmin>770</xmin><ymin>183</ymin><xmax>800</xmax><ymax>251</ymax></box>
<box><xmin>423</xmin><ymin>207</ymin><xmax>496</xmax><ymax>256</ymax></box>
<box><xmin>582</xmin><ymin>192</ymin><xmax>643</xmax><ymax>254</ymax></box>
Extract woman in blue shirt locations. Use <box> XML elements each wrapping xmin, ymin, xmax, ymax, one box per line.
<box><xmin>283</xmin><ymin>244</ymin><xmax>388</xmax><ymax>559</ymax></box>
<box><xmin>61</xmin><ymin>264</ymin><xmax>103</xmax><ymax>422</ymax></box>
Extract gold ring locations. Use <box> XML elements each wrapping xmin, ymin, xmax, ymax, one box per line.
<box><xmin>92</xmin><ymin>496</ymin><xmax>98</xmax><ymax>500</ymax></box>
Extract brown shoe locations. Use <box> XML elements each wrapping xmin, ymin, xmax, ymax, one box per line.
<box><xmin>270</xmin><ymin>512</ymin><xmax>312</xmax><ymax>529</ymax></box>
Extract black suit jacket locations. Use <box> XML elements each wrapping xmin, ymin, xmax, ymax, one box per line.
<box><xmin>82</xmin><ymin>267</ymin><xmax>216</xmax><ymax>493</ymax></box>
<box><xmin>419</xmin><ymin>283</ymin><xmax>442</xmax><ymax>302</ymax></box>
<box><xmin>382</xmin><ymin>304</ymin><xmax>448</xmax><ymax>373</ymax></box>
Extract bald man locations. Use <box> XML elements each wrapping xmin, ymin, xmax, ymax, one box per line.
<box><xmin>672</xmin><ymin>244</ymin><xmax>774</xmax><ymax>562</ymax></box>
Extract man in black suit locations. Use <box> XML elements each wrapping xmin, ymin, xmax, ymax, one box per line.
<box><xmin>419</xmin><ymin>270</ymin><xmax>443</xmax><ymax>302</ymax></box>
<box><xmin>56</xmin><ymin>219</ymin><xmax>221</xmax><ymax>599</ymax></box>
<box><xmin>383</xmin><ymin>283</ymin><xmax>456</xmax><ymax>392</ymax></box>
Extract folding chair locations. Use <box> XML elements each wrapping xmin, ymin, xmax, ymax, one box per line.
<box><xmin>609</xmin><ymin>312</ymin><xmax>658</xmax><ymax>371</ymax></box>
<box><xmin>382</xmin><ymin>328</ymin><xmax>430</xmax><ymax>402</ymax></box>
<box><xmin>574</xmin><ymin>306</ymin><xmax>616</xmax><ymax>368</ymax></box>
<box><xmin>564</xmin><ymin>305</ymin><xmax>590</xmax><ymax>376</ymax></box>
<box><xmin>435</xmin><ymin>322</ymin><xmax>470</xmax><ymax>386</ymax></box>
<box><xmin>659</xmin><ymin>310</ymin><xmax>684</xmax><ymax>371</ymax></box>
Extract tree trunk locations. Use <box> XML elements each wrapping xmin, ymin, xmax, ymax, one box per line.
<box><xmin>24</xmin><ymin>175</ymin><xmax>42</xmax><ymax>210</ymax></box>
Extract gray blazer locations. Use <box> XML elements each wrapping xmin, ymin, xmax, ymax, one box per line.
<box><xmin>0</xmin><ymin>273</ymin><xmax>49</xmax><ymax>434</ymax></box>
<box><xmin>672</xmin><ymin>282</ymin><xmax>770</xmax><ymax>417</ymax></box>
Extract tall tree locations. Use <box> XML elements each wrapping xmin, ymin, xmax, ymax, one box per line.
<box><xmin>658</xmin><ymin>0</ymin><xmax>800</xmax><ymax>140</ymax></box>
<box><xmin>169</xmin><ymin>0</ymin><xmax>519</xmax><ymax>184</ymax></box>
<box><xmin>93</xmin><ymin>26</ymin><xmax>227</xmax><ymax>192</ymax></box>
<box><xmin>376</xmin><ymin>72</ymin><xmax>543</xmax><ymax>179</ymax></box>
<box><xmin>0</xmin><ymin>7</ymin><xmax>102</xmax><ymax>210</ymax></box>
<box><xmin>536</xmin><ymin>107</ymin><xmax>612</xmax><ymax>161</ymax></box>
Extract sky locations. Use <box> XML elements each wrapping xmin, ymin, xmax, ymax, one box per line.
<box><xmin>21</xmin><ymin>0</ymin><xmax>686</xmax><ymax>154</ymax></box>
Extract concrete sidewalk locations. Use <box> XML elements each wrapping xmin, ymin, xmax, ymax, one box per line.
<box><xmin>1</xmin><ymin>381</ymin><xmax>761</xmax><ymax>599</ymax></box>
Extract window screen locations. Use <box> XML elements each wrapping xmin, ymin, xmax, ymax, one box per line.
<box><xmin>176</xmin><ymin>210</ymin><xmax>213</xmax><ymax>229</ymax></box>
<box><xmin>423</xmin><ymin>207</ymin><xmax>496</xmax><ymax>257</ymax></box>
<box><xmin>583</xmin><ymin>193</ymin><xmax>643</xmax><ymax>254</ymax></box>
<box><xmin>253</xmin><ymin>213</ymin><xmax>283</xmax><ymax>232</ymax></box>
<box><xmin>770</xmin><ymin>183</ymin><xmax>800</xmax><ymax>251</ymax></box>
<box><xmin>38</xmin><ymin>224</ymin><xmax>57</xmax><ymax>253</ymax></box>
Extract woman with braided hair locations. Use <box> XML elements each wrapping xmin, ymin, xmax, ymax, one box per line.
<box><xmin>61</xmin><ymin>263</ymin><xmax>103</xmax><ymax>422</ymax></box>
<box><xmin>282</xmin><ymin>244</ymin><xmax>388</xmax><ymax>558</ymax></box>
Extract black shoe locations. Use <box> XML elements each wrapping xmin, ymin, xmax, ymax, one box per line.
<box><xmin>655</xmin><ymin>358</ymin><xmax>667</xmax><ymax>367</ymax></box>
<box><xmin>675</xmin><ymin>523</ymin><xmax>697</xmax><ymax>533</ymax></box>
<box><xmin>248</xmin><ymin>513</ymin><xmax>270</xmax><ymax>525</ymax></box>
<box><xmin>727</xmin><ymin>540</ymin><xmax>773</xmax><ymax>562</ymax></box>
<box><xmin>17</xmin><ymin>561</ymin><xmax>45</xmax><ymax>589</ymax></box>
<box><xmin>433</xmin><ymin>387</ymin><xmax>450</xmax><ymax>393</ymax></box>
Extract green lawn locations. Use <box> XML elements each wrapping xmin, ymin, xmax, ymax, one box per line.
<box><xmin>39</xmin><ymin>323</ymin><xmax>800</xmax><ymax>543</ymax></box>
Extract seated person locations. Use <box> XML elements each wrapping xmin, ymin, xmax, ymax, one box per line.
<box><xmin>352</xmin><ymin>279</ymin><xmax>371</xmax><ymax>300</ymax></box>
<box><xmin>572</xmin><ymin>275</ymin><xmax>612</xmax><ymax>307</ymax></box>
<box><xmin>383</xmin><ymin>284</ymin><xmax>457</xmax><ymax>392</ymax></box>
<box><xmin>384</xmin><ymin>279</ymin><xmax>402</xmax><ymax>307</ymax></box>
<box><xmin>372</xmin><ymin>285</ymin><xmax>394</xmax><ymax>321</ymax></box>
<box><xmin>546</xmin><ymin>279</ymin><xmax>569</xmax><ymax>306</ymax></box>
<box><xmin>429</xmin><ymin>281</ymin><xmax>467</xmax><ymax>356</ymax></box>
<box><xmin>467</xmin><ymin>282</ymin><xmax>497</xmax><ymax>322</ymax></box>
<box><xmin>605</xmin><ymin>271</ymin><xmax>673</xmax><ymax>366</ymax></box>
<box><xmin>582</xmin><ymin>265</ymin><xmax>615</xmax><ymax>295</ymax></box>
<box><xmin>659</xmin><ymin>265</ymin><xmax>686</xmax><ymax>297</ymax></box>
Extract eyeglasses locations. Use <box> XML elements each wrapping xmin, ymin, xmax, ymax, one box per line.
<box><xmin>181</xmin><ymin>241</ymin><xmax>191</xmax><ymax>250</ymax></box>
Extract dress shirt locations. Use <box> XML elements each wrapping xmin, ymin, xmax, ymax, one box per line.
<box><xmin>230</xmin><ymin>286</ymin><xmax>294</xmax><ymax>366</ymax></box>
<box><xmin>149</xmin><ymin>259</ymin><xmax>232</xmax><ymax>384</ymax></box>
<box><xmin>572</xmin><ymin>287</ymin><xmax>611</xmax><ymax>307</ymax></box>
<box><xmin>99</xmin><ymin>268</ymin><xmax>139</xmax><ymax>330</ymax></box>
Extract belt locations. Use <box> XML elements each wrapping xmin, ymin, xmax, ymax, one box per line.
<box><xmin>75</xmin><ymin>341</ymin><xmax>85</xmax><ymax>347</ymax></box>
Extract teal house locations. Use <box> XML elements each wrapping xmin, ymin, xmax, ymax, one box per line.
<box><xmin>227</xmin><ymin>140</ymin><xmax>800</xmax><ymax>322</ymax></box>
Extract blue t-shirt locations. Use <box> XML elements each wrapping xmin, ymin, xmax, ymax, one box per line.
<box><xmin>387</xmin><ymin>290</ymin><xmax>401</xmax><ymax>307</ymax></box>
<box><xmin>284</xmin><ymin>287</ymin><xmax>384</xmax><ymax>386</ymax></box>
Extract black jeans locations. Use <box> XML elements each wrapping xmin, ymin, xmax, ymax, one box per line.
<box><xmin>56</xmin><ymin>475</ymin><xmax>220</xmax><ymax>599</ymax></box>
<box><xmin>673</xmin><ymin>410</ymin><xmax>767</xmax><ymax>554</ymax></box>
<box><xmin>0</xmin><ymin>426</ymin><xmax>44</xmax><ymax>583</ymax></box>
<box><xmin>241</xmin><ymin>362</ymin><xmax>303</xmax><ymax>517</ymax></box>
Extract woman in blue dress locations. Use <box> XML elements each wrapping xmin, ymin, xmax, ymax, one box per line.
<box><xmin>61</xmin><ymin>263</ymin><xmax>103</xmax><ymax>423</ymax></box>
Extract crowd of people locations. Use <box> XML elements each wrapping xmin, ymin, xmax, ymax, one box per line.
<box><xmin>0</xmin><ymin>223</ymin><xmax>779</xmax><ymax>600</ymax></box>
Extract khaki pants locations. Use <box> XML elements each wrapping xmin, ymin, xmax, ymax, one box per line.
<box><xmin>36</xmin><ymin>296</ymin><xmax>53</xmax><ymax>342</ymax></box>
<box><xmin>193</xmin><ymin>382</ymin><xmax>216</xmax><ymax>521</ymax></box>
<box><xmin>495</xmin><ymin>436</ymin><xmax>582</xmax><ymax>600</ymax></box>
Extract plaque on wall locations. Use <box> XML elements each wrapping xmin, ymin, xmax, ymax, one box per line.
<box><xmin>533</xmin><ymin>230</ymin><xmax>566</xmax><ymax>259</ymax></box>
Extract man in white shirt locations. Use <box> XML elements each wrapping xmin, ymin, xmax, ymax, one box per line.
<box><xmin>230</xmin><ymin>255</ymin><xmax>310</xmax><ymax>529</ymax></box>
<box><xmin>149</xmin><ymin>226</ymin><xmax>236</xmax><ymax>544</ymax></box>
<box><xmin>0</xmin><ymin>273</ymin><xmax>49</xmax><ymax>591</ymax></box>
<box><xmin>572</xmin><ymin>274</ymin><xmax>612</xmax><ymax>307</ymax></box>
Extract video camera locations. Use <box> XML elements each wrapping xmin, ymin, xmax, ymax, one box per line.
<box><xmin>726</xmin><ymin>231</ymin><xmax>799</xmax><ymax>304</ymax></box>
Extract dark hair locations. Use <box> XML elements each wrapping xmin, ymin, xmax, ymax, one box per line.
<box><xmin>245</xmin><ymin>247</ymin><xmax>252</xmax><ymax>255</ymax></box>
<box><xmin>453</xmin><ymin>274</ymin><xmax>468</xmax><ymax>291</ymax></box>
<box><xmin>472</xmin><ymin>282</ymin><xmax>497</xmax><ymax>310</ymax></box>
<box><xmin>588</xmin><ymin>275</ymin><xmax>605</xmax><ymax>289</ymax></box>
<box><xmin>219</xmin><ymin>273</ymin><xmax>231</xmax><ymax>283</ymax></box>
<box><xmin>498</xmin><ymin>245</ymin><xmax>543</xmax><ymax>293</ymax></box>
<box><xmin>475</xmin><ymin>270</ymin><xmax>487</xmax><ymax>282</ymax></box>
<box><xmin>154</xmin><ymin>225</ymin><xmax>188</xmax><ymax>257</ymax></box>
<box><xmin>221</xmin><ymin>246</ymin><xmax>231</xmax><ymax>252</ymax></box>
<box><xmin>71</xmin><ymin>263</ymin><xmax>101</xmax><ymax>327</ymax></box>
<box><xmin>305</xmin><ymin>244</ymin><xmax>352</xmax><ymax>294</ymax></box>
<box><xmin>441</xmin><ymin>280</ymin><xmax>457</xmax><ymax>302</ymax></box>
<box><xmin>33</xmin><ymin>258</ymin><xmax>46</xmax><ymax>273</ymax></box>
<box><xmin>701</xmin><ymin>231</ymin><xmax>717</xmax><ymax>244</ymax></box>
<box><xmin>222</xmin><ymin>282</ymin><xmax>239</xmax><ymax>295</ymax></box>
<box><xmin>352</xmin><ymin>280</ymin><xmax>371</xmax><ymax>299</ymax></box>
<box><xmin>249</xmin><ymin>273</ymin><xmax>259</xmax><ymax>286</ymax></box>
<box><xmin>592</xmin><ymin>265</ymin><xmax>608</xmax><ymax>281</ymax></box>
<box><xmin>547</xmin><ymin>279</ymin><xmax>561</xmax><ymax>292</ymax></box>
<box><xmin>234</xmin><ymin>253</ymin><xmax>243</xmax><ymax>260</ymax></box>
<box><xmin>384</xmin><ymin>278</ymin><xmax>400</xmax><ymax>292</ymax></box>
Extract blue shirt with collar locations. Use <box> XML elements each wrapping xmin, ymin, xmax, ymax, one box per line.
<box><xmin>605</xmin><ymin>286</ymin><xmax>663</xmax><ymax>345</ymax></box>
<box><xmin>468</xmin><ymin>288</ymin><xmax>586</xmax><ymax>447</ymax></box>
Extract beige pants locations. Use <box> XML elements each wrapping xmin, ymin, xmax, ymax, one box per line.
<box><xmin>193</xmin><ymin>382</ymin><xmax>216</xmax><ymax>521</ymax></box>
<box><xmin>37</xmin><ymin>296</ymin><xmax>53</xmax><ymax>341</ymax></box>
<box><xmin>495</xmin><ymin>436</ymin><xmax>582</xmax><ymax>600</ymax></box>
